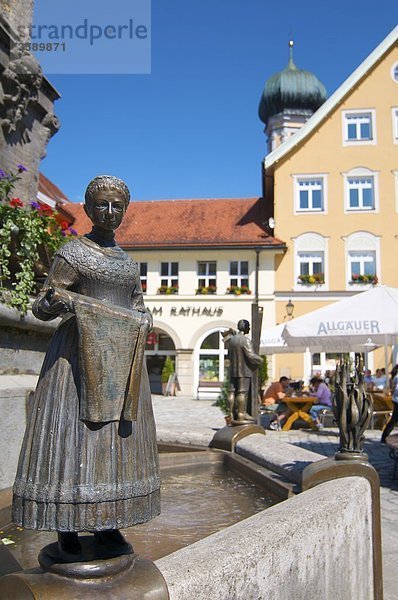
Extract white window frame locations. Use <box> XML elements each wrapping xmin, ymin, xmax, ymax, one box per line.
<box><xmin>392</xmin><ymin>108</ymin><xmax>398</xmax><ymax>144</ymax></box>
<box><xmin>343</xmin><ymin>231</ymin><xmax>381</xmax><ymax>290</ymax></box>
<box><xmin>342</xmin><ymin>109</ymin><xmax>376</xmax><ymax>146</ymax></box>
<box><xmin>343</xmin><ymin>167</ymin><xmax>379</xmax><ymax>213</ymax></box>
<box><xmin>391</xmin><ymin>61</ymin><xmax>398</xmax><ymax>83</ymax></box>
<box><xmin>197</xmin><ymin>261</ymin><xmax>217</xmax><ymax>289</ymax></box>
<box><xmin>348</xmin><ymin>250</ymin><xmax>376</xmax><ymax>279</ymax></box>
<box><xmin>160</xmin><ymin>261</ymin><xmax>179</xmax><ymax>289</ymax></box>
<box><xmin>293</xmin><ymin>174</ymin><xmax>328</xmax><ymax>214</ymax></box>
<box><xmin>298</xmin><ymin>251</ymin><xmax>324</xmax><ymax>277</ymax></box>
<box><xmin>229</xmin><ymin>260</ymin><xmax>249</xmax><ymax>288</ymax></box>
<box><xmin>139</xmin><ymin>262</ymin><xmax>147</xmax><ymax>294</ymax></box>
<box><xmin>293</xmin><ymin>233</ymin><xmax>328</xmax><ymax>291</ymax></box>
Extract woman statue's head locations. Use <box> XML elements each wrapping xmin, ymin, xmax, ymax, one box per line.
<box><xmin>85</xmin><ymin>175</ymin><xmax>130</xmax><ymax>208</ymax></box>
<box><xmin>84</xmin><ymin>175</ymin><xmax>130</xmax><ymax>234</ymax></box>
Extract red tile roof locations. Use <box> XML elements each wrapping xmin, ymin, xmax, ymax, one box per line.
<box><xmin>66</xmin><ymin>197</ymin><xmax>285</xmax><ymax>249</ymax></box>
<box><xmin>38</xmin><ymin>173</ymin><xmax>69</xmax><ymax>202</ymax></box>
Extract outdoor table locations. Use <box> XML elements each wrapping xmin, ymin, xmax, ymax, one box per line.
<box><xmin>282</xmin><ymin>396</ymin><xmax>317</xmax><ymax>431</ymax></box>
<box><xmin>371</xmin><ymin>392</ymin><xmax>393</xmax><ymax>411</ymax></box>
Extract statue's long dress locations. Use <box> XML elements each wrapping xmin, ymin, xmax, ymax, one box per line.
<box><xmin>12</xmin><ymin>236</ymin><xmax>160</xmax><ymax>532</ymax></box>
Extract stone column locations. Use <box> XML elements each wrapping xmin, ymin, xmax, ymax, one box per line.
<box><xmin>175</xmin><ymin>349</ymin><xmax>194</xmax><ymax>396</ymax></box>
<box><xmin>0</xmin><ymin>0</ymin><xmax>60</xmax><ymax>202</ymax></box>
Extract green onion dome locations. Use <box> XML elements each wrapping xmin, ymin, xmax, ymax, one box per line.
<box><xmin>259</xmin><ymin>41</ymin><xmax>327</xmax><ymax>125</ymax></box>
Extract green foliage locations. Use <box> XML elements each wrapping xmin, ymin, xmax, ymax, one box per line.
<box><xmin>161</xmin><ymin>356</ymin><xmax>175</xmax><ymax>383</ymax></box>
<box><xmin>217</xmin><ymin>376</ymin><xmax>230</xmax><ymax>415</ymax></box>
<box><xmin>259</xmin><ymin>356</ymin><xmax>268</xmax><ymax>389</ymax></box>
<box><xmin>0</xmin><ymin>167</ymin><xmax>77</xmax><ymax>315</ymax></box>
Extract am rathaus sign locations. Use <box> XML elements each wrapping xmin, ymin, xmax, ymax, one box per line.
<box><xmin>150</xmin><ymin>306</ymin><xmax>224</xmax><ymax>318</ymax></box>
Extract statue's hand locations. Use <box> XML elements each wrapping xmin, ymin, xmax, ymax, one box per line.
<box><xmin>43</xmin><ymin>287</ymin><xmax>73</xmax><ymax>315</ymax></box>
<box><xmin>141</xmin><ymin>310</ymin><xmax>153</xmax><ymax>332</ymax></box>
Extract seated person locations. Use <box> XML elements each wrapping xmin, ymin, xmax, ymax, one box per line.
<box><xmin>308</xmin><ymin>376</ymin><xmax>332</xmax><ymax>429</ymax></box>
<box><xmin>363</xmin><ymin>369</ymin><xmax>374</xmax><ymax>390</ymax></box>
<box><xmin>262</xmin><ymin>376</ymin><xmax>291</xmax><ymax>430</ymax></box>
<box><xmin>372</xmin><ymin>368</ymin><xmax>388</xmax><ymax>390</ymax></box>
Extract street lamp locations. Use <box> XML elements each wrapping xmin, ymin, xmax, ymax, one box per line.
<box><xmin>285</xmin><ymin>299</ymin><xmax>294</xmax><ymax>319</ymax></box>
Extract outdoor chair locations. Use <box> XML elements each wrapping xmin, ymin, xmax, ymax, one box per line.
<box><xmin>369</xmin><ymin>410</ymin><xmax>393</xmax><ymax>430</ymax></box>
<box><xmin>319</xmin><ymin>407</ymin><xmax>335</xmax><ymax>427</ymax></box>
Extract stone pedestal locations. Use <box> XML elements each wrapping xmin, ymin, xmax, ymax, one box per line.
<box><xmin>0</xmin><ymin>537</ymin><xmax>169</xmax><ymax>599</ymax></box>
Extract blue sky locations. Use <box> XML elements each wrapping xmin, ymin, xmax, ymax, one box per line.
<box><xmin>37</xmin><ymin>0</ymin><xmax>397</xmax><ymax>202</ymax></box>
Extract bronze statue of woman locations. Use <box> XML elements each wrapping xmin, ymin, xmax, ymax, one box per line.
<box><xmin>12</xmin><ymin>175</ymin><xmax>160</xmax><ymax>557</ymax></box>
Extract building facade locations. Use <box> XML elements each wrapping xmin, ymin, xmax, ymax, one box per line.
<box><xmin>261</xmin><ymin>26</ymin><xmax>398</xmax><ymax>380</ymax></box>
<box><xmin>68</xmin><ymin>198</ymin><xmax>285</xmax><ymax>396</ymax></box>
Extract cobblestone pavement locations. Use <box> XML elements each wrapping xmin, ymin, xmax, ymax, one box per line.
<box><xmin>153</xmin><ymin>396</ymin><xmax>398</xmax><ymax>599</ymax></box>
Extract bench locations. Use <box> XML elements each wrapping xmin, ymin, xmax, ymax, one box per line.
<box><xmin>197</xmin><ymin>381</ymin><xmax>222</xmax><ymax>400</ymax></box>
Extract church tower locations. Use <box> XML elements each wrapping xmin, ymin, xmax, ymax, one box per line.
<box><xmin>259</xmin><ymin>41</ymin><xmax>327</xmax><ymax>153</ymax></box>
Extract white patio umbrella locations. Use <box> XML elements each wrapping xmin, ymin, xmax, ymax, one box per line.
<box><xmin>282</xmin><ymin>285</ymin><xmax>398</xmax><ymax>357</ymax></box>
<box><xmin>260</xmin><ymin>323</ymin><xmax>309</xmax><ymax>354</ymax></box>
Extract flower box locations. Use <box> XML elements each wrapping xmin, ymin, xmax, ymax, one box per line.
<box><xmin>298</xmin><ymin>273</ymin><xmax>325</xmax><ymax>285</ymax></box>
<box><xmin>158</xmin><ymin>285</ymin><xmax>178</xmax><ymax>295</ymax></box>
<box><xmin>196</xmin><ymin>285</ymin><xmax>217</xmax><ymax>295</ymax></box>
<box><xmin>226</xmin><ymin>285</ymin><xmax>252</xmax><ymax>295</ymax></box>
<box><xmin>350</xmin><ymin>274</ymin><xmax>378</xmax><ymax>284</ymax></box>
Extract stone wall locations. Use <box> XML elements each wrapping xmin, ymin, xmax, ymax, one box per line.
<box><xmin>0</xmin><ymin>375</ymin><xmax>37</xmax><ymax>488</ymax></box>
<box><xmin>156</xmin><ymin>476</ymin><xmax>374</xmax><ymax>600</ymax></box>
<box><xmin>0</xmin><ymin>304</ymin><xmax>57</xmax><ymax>374</ymax></box>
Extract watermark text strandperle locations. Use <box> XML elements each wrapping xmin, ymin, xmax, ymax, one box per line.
<box><xmin>18</xmin><ymin>19</ymin><xmax>148</xmax><ymax>47</ymax></box>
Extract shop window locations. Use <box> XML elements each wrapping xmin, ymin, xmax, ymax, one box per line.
<box><xmin>198</xmin><ymin>330</ymin><xmax>227</xmax><ymax>382</ymax></box>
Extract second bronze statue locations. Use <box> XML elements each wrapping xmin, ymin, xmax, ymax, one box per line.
<box><xmin>226</xmin><ymin>319</ymin><xmax>262</xmax><ymax>425</ymax></box>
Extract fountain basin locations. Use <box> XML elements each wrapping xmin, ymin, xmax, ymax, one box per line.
<box><xmin>0</xmin><ymin>448</ymin><xmax>287</xmax><ymax>571</ymax></box>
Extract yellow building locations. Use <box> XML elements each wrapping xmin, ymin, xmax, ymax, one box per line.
<box><xmin>260</xmin><ymin>26</ymin><xmax>398</xmax><ymax>380</ymax></box>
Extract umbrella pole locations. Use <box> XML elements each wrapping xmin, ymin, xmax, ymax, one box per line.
<box><xmin>384</xmin><ymin>334</ymin><xmax>389</xmax><ymax>390</ymax></box>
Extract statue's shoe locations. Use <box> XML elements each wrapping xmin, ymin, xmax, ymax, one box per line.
<box><xmin>94</xmin><ymin>529</ymin><xmax>133</xmax><ymax>555</ymax></box>
<box><xmin>57</xmin><ymin>532</ymin><xmax>82</xmax><ymax>556</ymax></box>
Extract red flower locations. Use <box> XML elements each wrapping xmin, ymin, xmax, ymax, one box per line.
<box><xmin>60</xmin><ymin>221</ymin><xmax>69</xmax><ymax>230</ymax></box>
<box><xmin>39</xmin><ymin>204</ymin><xmax>53</xmax><ymax>216</ymax></box>
<box><xmin>9</xmin><ymin>197</ymin><xmax>23</xmax><ymax>208</ymax></box>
